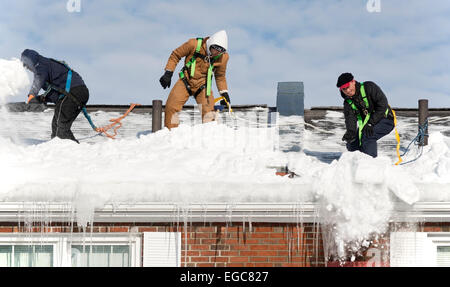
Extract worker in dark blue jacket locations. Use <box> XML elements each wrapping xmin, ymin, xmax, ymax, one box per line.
<box><xmin>21</xmin><ymin>49</ymin><xmax>89</xmax><ymax>143</ymax></box>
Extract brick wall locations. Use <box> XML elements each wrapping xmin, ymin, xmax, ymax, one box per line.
<box><xmin>128</xmin><ymin>222</ymin><xmax>324</xmax><ymax>267</ymax></box>
<box><xmin>4</xmin><ymin>221</ymin><xmax>448</xmax><ymax>267</ymax></box>
<box><xmin>175</xmin><ymin>223</ymin><xmax>323</xmax><ymax>267</ymax></box>
<box><xmin>0</xmin><ymin>221</ymin><xmax>325</xmax><ymax>267</ymax></box>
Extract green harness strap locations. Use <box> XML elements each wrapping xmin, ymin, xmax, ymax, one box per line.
<box><xmin>346</xmin><ymin>83</ymin><xmax>371</xmax><ymax>146</ymax></box>
<box><xmin>206</xmin><ymin>64</ymin><xmax>213</xmax><ymax>97</ymax></box>
<box><xmin>347</xmin><ymin>83</ymin><xmax>390</xmax><ymax>146</ymax></box>
<box><xmin>179</xmin><ymin>38</ymin><xmax>222</xmax><ymax>97</ymax></box>
<box><xmin>205</xmin><ymin>54</ymin><xmax>222</xmax><ymax>97</ymax></box>
<box><xmin>190</xmin><ymin>38</ymin><xmax>203</xmax><ymax>77</ymax></box>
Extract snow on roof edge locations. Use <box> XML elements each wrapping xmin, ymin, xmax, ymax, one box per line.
<box><xmin>0</xmin><ymin>201</ymin><xmax>449</xmax><ymax>224</ymax></box>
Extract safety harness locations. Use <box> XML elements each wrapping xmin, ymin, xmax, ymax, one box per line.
<box><xmin>40</xmin><ymin>59</ymin><xmax>98</xmax><ymax>130</ymax></box>
<box><xmin>346</xmin><ymin>83</ymin><xmax>403</xmax><ymax>164</ymax></box>
<box><xmin>179</xmin><ymin>38</ymin><xmax>222</xmax><ymax>99</ymax></box>
<box><xmin>41</xmin><ymin>59</ymin><xmax>139</xmax><ymax>139</ymax></box>
<box><xmin>346</xmin><ymin>83</ymin><xmax>390</xmax><ymax>146</ymax></box>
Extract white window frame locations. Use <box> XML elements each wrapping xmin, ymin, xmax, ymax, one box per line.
<box><xmin>0</xmin><ymin>233</ymin><xmax>141</xmax><ymax>267</ymax></box>
<box><xmin>426</xmin><ymin>233</ymin><xmax>450</xmax><ymax>267</ymax></box>
<box><xmin>390</xmin><ymin>232</ymin><xmax>450</xmax><ymax>267</ymax></box>
<box><xmin>0</xmin><ymin>235</ymin><xmax>61</xmax><ymax>267</ymax></box>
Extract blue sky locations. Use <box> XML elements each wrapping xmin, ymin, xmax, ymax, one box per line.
<box><xmin>1</xmin><ymin>0</ymin><xmax>449</xmax><ymax>108</ymax></box>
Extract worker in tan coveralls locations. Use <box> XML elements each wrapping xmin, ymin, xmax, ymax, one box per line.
<box><xmin>159</xmin><ymin>30</ymin><xmax>231</xmax><ymax>129</ymax></box>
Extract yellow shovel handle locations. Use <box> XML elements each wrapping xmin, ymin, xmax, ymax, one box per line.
<box><xmin>215</xmin><ymin>96</ymin><xmax>233</xmax><ymax>113</ymax></box>
<box><xmin>392</xmin><ymin>109</ymin><xmax>403</xmax><ymax>165</ymax></box>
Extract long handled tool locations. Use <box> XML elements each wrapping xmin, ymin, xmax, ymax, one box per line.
<box><xmin>83</xmin><ymin>103</ymin><xmax>140</xmax><ymax>139</ymax></box>
<box><xmin>214</xmin><ymin>96</ymin><xmax>233</xmax><ymax>113</ymax></box>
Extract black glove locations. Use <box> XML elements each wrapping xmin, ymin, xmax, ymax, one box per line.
<box><xmin>219</xmin><ymin>92</ymin><xmax>231</xmax><ymax>106</ymax></box>
<box><xmin>159</xmin><ymin>70</ymin><xmax>173</xmax><ymax>89</ymax></box>
<box><xmin>342</xmin><ymin>131</ymin><xmax>356</xmax><ymax>143</ymax></box>
<box><xmin>362</xmin><ymin>123</ymin><xmax>374</xmax><ymax>137</ymax></box>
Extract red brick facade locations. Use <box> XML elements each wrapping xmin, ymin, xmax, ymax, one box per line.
<box><xmin>0</xmin><ymin>222</ymin><xmax>324</xmax><ymax>267</ymax></box>
<box><xmin>2</xmin><ymin>221</ymin><xmax>450</xmax><ymax>267</ymax></box>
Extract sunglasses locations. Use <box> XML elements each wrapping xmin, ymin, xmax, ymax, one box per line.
<box><xmin>340</xmin><ymin>81</ymin><xmax>353</xmax><ymax>91</ymax></box>
<box><xmin>210</xmin><ymin>44</ymin><xmax>226</xmax><ymax>53</ymax></box>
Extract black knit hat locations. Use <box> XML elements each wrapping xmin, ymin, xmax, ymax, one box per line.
<box><xmin>336</xmin><ymin>73</ymin><xmax>354</xmax><ymax>88</ymax></box>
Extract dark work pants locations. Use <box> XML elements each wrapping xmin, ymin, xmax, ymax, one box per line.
<box><xmin>51</xmin><ymin>85</ymin><xmax>89</xmax><ymax>143</ymax></box>
<box><xmin>346</xmin><ymin>118</ymin><xmax>394</xmax><ymax>158</ymax></box>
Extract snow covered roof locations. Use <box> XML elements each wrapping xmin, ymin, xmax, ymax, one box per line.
<box><xmin>1</xmin><ymin>106</ymin><xmax>450</xmax><ymax>223</ymax></box>
<box><xmin>3</xmin><ymin>58</ymin><xmax>450</xmax><ymax>253</ymax></box>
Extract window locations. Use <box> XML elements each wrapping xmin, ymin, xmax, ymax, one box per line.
<box><xmin>0</xmin><ymin>234</ymin><xmax>141</xmax><ymax>267</ymax></box>
<box><xmin>390</xmin><ymin>232</ymin><xmax>450</xmax><ymax>267</ymax></box>
<box><xmin>0</xmin><ymin>245</ymin><xmax>53</xmax><ymax>267</ymax></box>
<box><xmin>71</xmin><ymin>245</ymin><xmax>131</xmax><ymax>267</ymax></box>
<box><xmin>0</xmin><ymin>232</ymin><xmax>181</xmax><ymax>267</ymax></box>
<box><xmin>437</xmin><ymin>246</ymin><xmax>450</xmax><ymax>267</ymax></box>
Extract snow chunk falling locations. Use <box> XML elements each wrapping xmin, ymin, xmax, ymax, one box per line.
<box><xmin>313</xmin><ymin>152</ymin><xmax>396</xmax><ymax>243</ymax></box>
<box><xmin>0</xmin><ymin>58</ymin><xmax>31</xmax><ymax>103</ymax></box>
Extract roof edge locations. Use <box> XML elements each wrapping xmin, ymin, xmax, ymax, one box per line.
<box><xmin>0</xmin><ymin>202</ymin><xmax>450</xmax><ymax>223</ymax></box>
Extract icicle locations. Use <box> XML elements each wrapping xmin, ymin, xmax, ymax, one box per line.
<box><xmin>299</xmin><ymin>204</ymin><xmax>305</xmax><ymax>264</ymax></box>
<box><xmin>172</xmin><ymin>204</ymin><xmax>178</xmax><ymax>234</ymax></box>
<box><xmin>314</xmin><ymin>208</ymin><xmax>320</xmax><ymax>266</ymax></box>
<box><xmin>202</xmin><ymin>204</ymin><xmax>208</xmax><ymax>226</ymax></box>
<box><xmin>174</xmin><ymin>203</ymin><xmax>180</xmax><ymax>264</ymax></box>
<box><xmin>171</xmin><ymin>208</ymin><xmax>181</xmax><ymax>268</ymax></box>
<box><xmin>189</xmin><ymin>205</ymin><xmax>193</xmax><ymax>235</ymax></box>
<box><xmin>89</xmin><ymin>221</ymin><xmax>94</xmax><ymax>265</ymax></box>
<box><xmin>295</xmin><ymin>203</ymin><xmax>301</xmax><ymax>255</ymax></box>
<box><xmin>82</xmin><ymin>223</ymin><xmax>87</xmax><ymax>266</ymax></box>
<box><xmin>69</xmin><ymin>203</ymin><xmax>75</xmax><ymax>259</ymax></box>
<box><xmin>287</xmin><ymin>225</ymin><xmax>291</xmax><ymax>263</ymax></box>
<box><xmin>180</xmin><ymin>204</ymin><xmax>189</xmax><ymax>266</ymax></box>
<box><xmin>226</xmin><ymin>203</ymin><xmax>235</xmax><ymax>226</ymax></box>
<box><xmin>248</xmin><ymin>213</ymin><xmax>253</xmax><ymax>234</ymax></box>
<box><xmin>127</xmin><ymin>230</ymin><xmax>134</xmax><ymax>267</ymax></box>
<box><xmin>309</xmin><ymin>207</ymin><xmax>316</xmax><ymax>265</ymax></box>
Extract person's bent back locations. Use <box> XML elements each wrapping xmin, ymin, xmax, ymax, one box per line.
<box><xmin>21</xmin><ymin>49</ymin><xmax>89</xmax><ymax>143</ymax></box>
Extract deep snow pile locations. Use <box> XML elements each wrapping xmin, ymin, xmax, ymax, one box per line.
<box><xmin>0</xmin><ymin>122</ymin><xmax>309</xmax><ymax>225</ymax></box>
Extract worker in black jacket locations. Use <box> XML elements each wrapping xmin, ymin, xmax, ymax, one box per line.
<box><xmin>337</xmin><ymin>73</ymin><xmax>394</xmax><ymax>157</ymax></box>
<box><xmin>21</xmin><ymin>49</ymin><xmax>89</xmax><ymax>143</ymax></box>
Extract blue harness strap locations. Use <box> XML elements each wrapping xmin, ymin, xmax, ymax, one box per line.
<box><xmin>65</xmin><ymin>70</ymin><xmax>72</xmax><ymax>93</ymax></box>
<box><xmin>57</xmin><ymin>59</ymin><xmax>72</xmax><ymax>100</ymax></box>
<box><xmin>82</xmin><ymin>107</ymin><xmax>97</xmax><ymax>130</ymax></box>
<box><xmin>58</xmin><ymin>69</ymin><xmax>72</xmax><ymax>100</ymax></box>
<box><xmin>55</xmin><ymin>60</ymin><xmax>98</xmax><ymax>131</ymax></box>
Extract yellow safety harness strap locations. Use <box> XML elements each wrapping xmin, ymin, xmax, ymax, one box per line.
<box><xmin>214</xmin><ymin>96</ymin><xmax>233</xmax><ymax>113</ymax></box>
<box><xmin>392</xmin><ymin>108</ymin><xmax>403</xmax><ymax>165</ymax></box>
